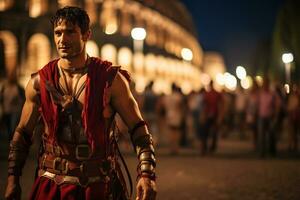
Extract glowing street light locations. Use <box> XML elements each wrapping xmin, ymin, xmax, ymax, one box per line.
<box><xmin>131</xmin><ymin>27</ymin><xmax>147</xmax><ymax>75</ymax></box>
<box><xmin>131</xmin><ymin>27</ymin><xmax>147</xmax><ymax>53</ymax></box>
<box><xmin>216</xmin><ymin>73</ymin><xmax>225</xmax><ymax>86</ymax></box>
<box><xmin>131</xmin><ymin>27</ymin><xmax>147</xmax><ymax>41</ymax></box>
<box><xmin>255</xmin><ymin>75</ymin><xmax>263</xmax><ymax>87</ymax></box>
<box><xmin>104</xmin><ymin>23</ymin><xmax>118</xmax><ymax>35</ymax></box>
<box><xmin>282</xmin><ymin>53</ymin><xmax>294</xmax><ymax>64</ymax></box>
<box><xmin>224</xmin><ymin>72</ymin><xmax>237</xmax><ymax>91</ymax></box>
<box><xmin>236</xmin><ymin>66</ymin><xmax>247</xmax><ymax>80</ymax></box>
<box><xmin>284</xmin><ymin>83</ymin><xmax>290</xmax><ymax>94</ymax></box>
<box><xmin>181</xmin><ymin>48</ymin><xmax>193</xmax><ymax>61</ymax></box>
<box><xmin>282</xmin><ymin>53</ymin><xmax>294</xmax><ymax>84</ymax></box>
<box><xmin>241</xmin><ymin>76</ymin><xmax>253</xmax><ymax>90</ymax></box>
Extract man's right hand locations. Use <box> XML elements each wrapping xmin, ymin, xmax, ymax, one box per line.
<box><xmin>5</xmin><ymin>176</ymin><xmax>21</xmax><ymax>200</ymax></box>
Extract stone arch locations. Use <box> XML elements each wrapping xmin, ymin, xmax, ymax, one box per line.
<box><xmin>100</xmin><ymin>0</ymin><xmax>118</xmax><ymax>35</ymax></box>
<box><xmin>86</xmin><ymin>40</ymin><xmax>99</xmax><ymax>57</ymax></box>
<box><xmin>0</xmin><ymin>0</ymin><xmax>14</xmax><ymax>11</ymax></box>
<box><xmin>23</xmin><ymin>33</ymin><xmax>51</xmax><ymax>85</ymax></box>
<box><xmin>0</xmin><ymin>31</ymin><xmax>18</xmax><ymax>79</ymax></box>
<box><xmin>118</xmin><ymin>47</ymin><xmax>132</xmax><ymax>72</ymax></box>
<box><xmin>29</xmin><ymin>0</ymin><xmax>48</xmax><ymax>18</ymax></box>
<box><xmin>101</xmin><ymin>44</ymin><xmax>117</xmax><ymax>64</ymax></box>
<box><xmin>85</xmin><ymin>0</ymin><xmax>97</xmax><ymax>25</ymax></box>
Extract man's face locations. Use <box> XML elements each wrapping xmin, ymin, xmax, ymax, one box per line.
<box><xmin>54</xmin><ymin>19</ymin><xmax>89</xmax><ymax>59</ymax></box>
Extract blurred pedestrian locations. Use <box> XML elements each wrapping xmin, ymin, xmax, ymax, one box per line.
<box><xmin>218</xmin><ymin>89</ymin><xmax>233</xmax><ymax>138</ymax></box>
<box><xmin>189</xmin><ymin>89</ymin><xmax>205</xmax><ymax>147</ymax></box>
<box><xmin>257</xmin><ymin>78</ymin><xmax>276</xmax><ymax>157</ymax></box>
<box><xmin>245</xmin><ymin>80</ymin><xmax>259</xmax><ymax>150</ymax></box>
<box><xmin>0</xmin><ymin>72</ymin><xmax>25</xmax><ymax>141</ymax></box>
<box><xmin>234</xmin><ymin>84</ymin><xmax>247</xmax><ymax>139</ymax></box>
<box><xmin>272</xmin><ymin>84</ymin><xmax>286</xmax><ymax>145</ymax></box>
<box><xmin>164</xmin><ymin>84</ymin><xmax>184</xmax><ymax>155</ymax></box>
<box><xmin>156</xmin><ymin>94</ymin><xmax>167</xmax><ymax>146</ymax></box>
<box><xmin>143</xmin><ymin>81</ymin><xmax>159</xmax><ymax>146</ymax></box>
<box><xmin>286</xmin><ymin>84</ymin><xmax>300</xmax><ymax>152</ymax></box>
<box><xmin>202</xmin><ymin>81</ymin><xmax>222</xmax><ymax>154</ymax></box>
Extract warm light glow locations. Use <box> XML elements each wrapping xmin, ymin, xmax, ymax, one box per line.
<box><xmin>58</xmin><ymin>0</ymin><xmax>76</xmax><ymax>7</ymax></box>
<box><xmin>282</xmin><ymin>53</ymin><xmax>294</xmax><ymax>64</ymax></box>
<box><xmin>133</xmin><ymin>52</ymin><xmax>144</xmax><ymax>73</ymax></box>
<box><xmin>0</xmin><ymin>1</ymin><xmax>5</xmax><ymax>10</ymax></box>
<box><xmin>118</xmin><ymin>47</ymin><xmax>132</xmax><ymax>72</ymax></box>
<box><xmin>181</xmin><ymin>48</ymin><xmax>193</xmax><ymax>61</ymax></box>
<box><xmin>27</xmin><ymin>33</ymin><xmax>51</xmax><ymax>70</ymax></box>
<box><xmin>156</xmin><ymin>56</ymin><xmax>165</xmax><ymax>76</ymax></box>
<box><xmin>236</xmin><ymin>66</ymin><xmax>247</xmax><ymax>80</ymax></box>
<box><xmin>86</xmin><ymin>40</ymin><xmax>99</xmax><ymax>57</ymax></box>
<box><xmin>135</xmin><ymin>75</ymin><xmax>147</xmax><ymax>93</ymax></box>
<box><xmin>224</xmin><ymin>72</ymin><xmax>237</xmax><ymax>91</ymax></box>
<box><xmin>23</xmin><ymin>33</ymin><xmax>51</xmax><ymax>88</ymax></box>
<box><xmin>153</xmin><ymin>79</ymin><xmax>171</xmax><ymax>95</ymax></box>
<box><xmin>145</xmin><ymin>54</ymin><xmax>156</xmax><ymax>77</ymax></box>
<box><xmin>131</xmin><ymin>27</ymin><xmax>147</xmax><ymax>41</ymax></box>
<box><xmin>195</xmin><ymin>70</ymin><xmax>202</xmax><ymax>90</ymax></box>
<box><xmin>0</xmin><ymin>0</ymin><xmax>13</xmax><ymax>11</ymax></box>
<box><xmin>172</xmin><ymin>61</ymin><xmax>180</xmax><ymax>84</ymax></box>
<box><xmin>181</xmin><ymin>81</ymin><xmax>192</xmax><ymax>95</ymax></box>
<box><xmin>241</xmin><ymin>76</ymin><xmax>253</xmax><ymax>90</ymax></box>
<box><xmin>101</xmin><ymin>44</ymin><xmax>117</xmax><ymax>64</ymax></box>
<box><xmin>29</xmin><ymin>0</ymin><xmax>43</xmax><ymax>18</ymax></box>
<box><xmin>216</xmin><ymin>73</ymin><xmax>225</xmax><ymax>86</ymax></box>
<box><xmin>284</xmin><ymin>84</ymin><xmax>290</xmax><ymax>94</ymax></box>
<box><xmin>104</xmin><ymin>23</ymin><xmax>118</xmax><ymax>35</ymax></box>
<box><xmin>255</xmin><ymin>76</ymin><xmax>263</xmax><ymax>87</ymax></box>
<box><xmin>200</xmin><ymin>73</ymin><xmax>211</xmax><ymax>86</ymax></box>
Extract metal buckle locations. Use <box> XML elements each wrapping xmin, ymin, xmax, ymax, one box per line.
<box><xmin>52</xmin><ymin>157</ymin><xmax>62</xmax><ymax>173</ymax></box>
<box><xmin>76</xmin><ymin>144</ymin><xmax>91</xmax><ymax>161</ymax></box>
<box><xmin>52</xmin><ymin>157</ymin><xmax>69</xmax><ymax>174</ymax></box>
<box><xmin>62</xmin><ymin>161</ymin><xmax>69</xmax><ymax>174</ymax></box>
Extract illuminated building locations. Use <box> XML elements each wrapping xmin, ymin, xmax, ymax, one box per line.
<box><xmin>0</xmin><ymin>0</ymin><xmax>203</xmax><ymax>94</ymax></box>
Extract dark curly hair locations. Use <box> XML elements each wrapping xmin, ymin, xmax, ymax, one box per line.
<box><xmin>51</xmin><ymin>6</ymin><xmax>90</xmax><ymax>34</ymax></box>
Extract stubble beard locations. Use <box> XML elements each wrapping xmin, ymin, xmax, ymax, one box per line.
<box><xmin>58</xmin><ymin>48</ymin><xmax>82</xmax><ymax>60</ymax></box>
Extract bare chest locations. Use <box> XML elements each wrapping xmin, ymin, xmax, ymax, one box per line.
<box><xmin>58</xmin><ymin>72</ymin><xmax>87</xmax><ymax>106</ymax></box>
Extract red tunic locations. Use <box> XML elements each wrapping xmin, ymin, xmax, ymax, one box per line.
<box><xmin>30</xmin><ymin>57</ymin><xmax>130</xmax><ymax>200</ymax></box>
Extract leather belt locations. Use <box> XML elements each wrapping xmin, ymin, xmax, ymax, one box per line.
<box><xmin>38</xmin><ymin>169</ymin><xmax>110</xmax><ymax>187</ymax></box>
<box><xmin>43</xmin><ymin>143</ymin><xmax>93</xmax><ymax>161</ymax></box>
<box><xmin>40</xmin><ymin>154</ymin><xmax>111</xmax><ymax>177</ymax></box>
<box><xmin>44</xmin><ymin>143</ymin><xmax>62</xmax><ymax>156</ymax></box>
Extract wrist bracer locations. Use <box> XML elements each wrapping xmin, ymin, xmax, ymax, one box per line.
<box><xmin>130</xmin><ymin>121</ymin><xmax>156</xmax><ymax>181</ymax></box>
<box><xmin>7</xmin><ymin>127</ymin><xmax>32</xmax><ymax>176</ymax></box>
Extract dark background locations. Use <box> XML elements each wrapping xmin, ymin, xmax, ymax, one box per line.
<box><xmin>181</xmin><ymin>0</ymin><xmax>283</xmax><ymax>73</ymax></box>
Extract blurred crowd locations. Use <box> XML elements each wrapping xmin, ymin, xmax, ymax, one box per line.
<box><xmin>131</xmin><ymin>79</ymin><xmax>300</xmax><ymax>157</ymax></box>
<box><xmin>0</xmin><ymin>76</ymin><xmax>299</xmax><ymax>158</ymax></box>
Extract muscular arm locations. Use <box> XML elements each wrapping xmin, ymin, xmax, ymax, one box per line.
<box><xmin>5</xmin><ymin>77</ymin><xmax>40</xmax><ymax>200</ymax></box>
<box><xmin>111</xmin><ymin>73</ymin><xmax>144</xmax><ymax>130</ymax></box>
<box><xmin>111</xmin><ymin>73</ymin><xmax>154</xmax><ymax>155</ymax></box>
<box><xmin>111</xmin><ymin>73</ymin><xmax>157</xmax><ymax>200</ymax></box>
<box><xmin>14</xmin><ymin>77</ymin><xmax>41</xmax><ymax>140</ymax></box>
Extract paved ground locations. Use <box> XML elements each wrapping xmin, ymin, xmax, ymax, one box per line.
<box><xmin>0</xmin><ymin>135</ymin><xmax>300</xmax><ymax>200</ymax></box>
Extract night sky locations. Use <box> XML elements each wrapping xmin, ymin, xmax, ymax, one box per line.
<box><xmin>180</xmin><ymin>0</ymin><xmax>283</xmax><ymax>73</ymax></box>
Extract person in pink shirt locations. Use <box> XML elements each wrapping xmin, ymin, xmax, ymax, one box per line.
<box><xmin>257</xmin><ymin>78</ymin><xmax>276</xmax><ymax>157</ymax></box>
